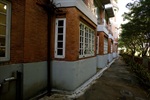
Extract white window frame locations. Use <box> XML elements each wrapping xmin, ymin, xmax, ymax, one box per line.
<box><xmin>104</xmin><ymin>37</ymin><xmax>108</xmax><ymax>54</ymax></box>
<box><xmin>111</xmin><ymin>42</ymin><xmax>113</xmax><ymax>53</ymax></box>
<box><xmin>96</xmin><ymin>36</ymin><xmax>99</xmax><ymax>54</ymax></box>
<box><xmin>55</xmin><ymin>18</ymin><xmax>66</xmax><ymax>58</ymax></box>
<box><xmin>0</xmin><ymin>1</ymin><xmax>11</xmax><ymax>62</ymax></box>
<box><xmin>92</xmin><ymin>31</ymin><xmax>95</xmax><ymax>55</ymax></box>
<box><xmin>79</xmin><ymin>22</ymin><xmax>95</xmax><ymax>58</ymax></box>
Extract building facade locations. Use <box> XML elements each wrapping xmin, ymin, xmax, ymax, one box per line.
<box><xmin>0</xmin><ymin>0</ymin><xmax>118</xmax><ymax>99</ymax></box>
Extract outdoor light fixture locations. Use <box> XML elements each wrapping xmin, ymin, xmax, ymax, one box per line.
<box><xmin>4</xmin><ymin>5</ymin><xmax>6</xmax><ymax>9</ymax></box>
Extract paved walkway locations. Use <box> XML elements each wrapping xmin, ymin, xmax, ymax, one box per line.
<box><xmin>77</xmin><ymin>57</ymin><xmax>149</xmax><ymax>100</ymax></box>
<box><xmin>39</xmin><ymin>57</ymin><xmax>149</xmax><ymax>100</ymax></box>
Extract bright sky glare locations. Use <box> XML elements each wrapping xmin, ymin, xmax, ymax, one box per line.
<box><xmin>117</xmin><ymin>0</ymin><xmax>133</xmax><ymax>24</ymax></box>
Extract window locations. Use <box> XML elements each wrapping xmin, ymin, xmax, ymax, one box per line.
<box><xmin>0</xmin><ymin>1</ymin><xmax>11</xmax><ymax>61</ymax></box>
<box><xmin>79</xmin><ymin>22</ymin><xmax>95</xmax><ymax>58</ymax></box>
<box><xmin>111</xmin><ymin>42</ymin><xmax>113</xmax><ymax>53</ymax></box>
<box><xmin>55</xmin><ymin>18</ymin><xmax>66</xmax><ymax>58</ymax></box>
<box><xmin>104</xmin><ymin>37</ymin><xmax>108</xmax><ymax>54</ymax></box>
<box><xmin>96</xmin><ymin>36</ymin><xmax>99</xmax><ymax>54</ymax></box>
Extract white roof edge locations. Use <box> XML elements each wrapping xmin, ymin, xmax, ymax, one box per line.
<box><xmin>54</xmin><ymin>0</ymin><xmax>97</xmax><ymax>25</ymax></box>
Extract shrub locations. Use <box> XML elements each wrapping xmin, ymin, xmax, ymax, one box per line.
<box><xmin>121</xmin><ymin>54</ymin><xmax>150</xmax><ymax>92</ymax></box>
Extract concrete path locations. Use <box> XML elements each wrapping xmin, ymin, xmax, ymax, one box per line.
<box><xmin>77</xmin><ymin>57</ymin><xmax>149</xmax><ymax>100</ymax></box>
<box><xmin>39</xmin><ymin>57</ymin><xmax>149</xmax><ymax>100</ymax></box>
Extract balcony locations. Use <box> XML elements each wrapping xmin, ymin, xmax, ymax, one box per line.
<box><xmin>94</xmin><ymin>0</ymin><xmax>114</xmax><ymax>18</ymax></box>
<box><xmin>105</xmin><ymin>4</ymin><xmax>114</xmax><ymax>17</ymax></box>
<box><xmin>97</xmin><ymin>25</ymin><xmax>109</xmax><ymax>36</ymax></box>
<box><xmin>109</xmin><ymin>34</ymin><xmax>114</xmax><ymax>40</ymax></box>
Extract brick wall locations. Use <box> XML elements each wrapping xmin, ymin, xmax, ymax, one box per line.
<box><xmin>52</xmin><ymin>7</ymin><xmax>97</xmax><ymax>61</ymax></box>
<box><xmin>5</xmin><ymin>1</ymin><xmax>97</xmax><ymax>64</ymax></box>
<box><xmin>23</xmin><ymin>0</ymin><xmax>47</xmax><ymax>63</ymax></box>
<box><xmin>10</xmin><ymin>0</ymin><xmax>25</xmax><ymax>63</ymax></box>
<box><xmin>8</xmin><ymin>0</ymin><xmax>48</xmax><ymax>64</ymax></box>
<box><xmin>98</xmin><ymin>32</ymin><xmax>104</xmax><ymax>55</ymax></box>
<box><xmin>108</xmin><ymin>38</ymin><xmax>111</xmax><ymax>53</ymax></box>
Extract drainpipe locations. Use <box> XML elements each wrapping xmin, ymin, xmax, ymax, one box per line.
<box><xmin>36</xmin><ymin>1</ymin><xmax>52</xmax><ymax>95</ymax></box>
<box><xmin>47</xmin><ymin>11</ymin><xmax>51</xmax><ymax>96</ymax></box>
<box><xmin>37</xmin><ymin>0</ymin><xmax>62</xmax><ymax>95</ymax></box>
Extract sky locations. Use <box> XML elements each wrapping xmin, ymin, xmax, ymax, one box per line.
<box><xmin>117</xmin><ymin>0</ymin><xmax>133</xmax><ymax>24</ymax></box>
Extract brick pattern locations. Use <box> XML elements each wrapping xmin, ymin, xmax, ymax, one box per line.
<box><xmin>2</xmin><ymin>1</ymin><xmax>111</xmax><ymax>64</ymax></box>
<box><xmin>108</xmin><ymin>38</ymin><xmax>111</xmax><ymax>53</ymax></box>
<box><xmin>10</xmin><ymin>0</ymin><xmax>25</xmax><ymax>63</ymax></box>
<box><xmin>52</xmin><ymin>7</ymin><xmax>97</xmax><ymax>61</ymax></box>
<box><xmin>98</xmin><ymin>32</ymin><xmax>104</xmax><ymax>55</ymax></box>
<box><xmin>23</xmin><ymin>0</ymin><xmax>47</xmax><ymax>63</ymax></box>
<box><xmin>4</xmin><ymin>0</ymin><xmax>48</xmax><ymax>64</ymax></box>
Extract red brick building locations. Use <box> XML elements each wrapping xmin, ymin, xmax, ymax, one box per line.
<box><xmin>0</xmin><ymin>0</ymin><xmax>118</xmax><ymax>99</ymax></box>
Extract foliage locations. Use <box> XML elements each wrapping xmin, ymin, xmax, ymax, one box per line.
<box><xmin>114</xmin><ymin>0</ymin><xmax>118</xmax><ymax>3</ymax></box>
<box><xmin>121</xmin><ymin>54</ymin><xmax>150</xmax><ymax>92</ymax></box>
<box><xmin>119</xmin><ymin>0</ymin><xmax>150</xmax><ymax>57</ymax></box>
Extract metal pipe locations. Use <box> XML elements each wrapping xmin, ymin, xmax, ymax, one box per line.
<box><xmin>36</xmin><ymin>0</ymin><xmax>61</xmax><ymax>95</ymax></box>
<box><xmin>47</xmin><ymin>10</ymin><xmax>52</xmax><ymax>96</ymax></box>
<box><xmin>16</xmin><ymin>71</ymin><xmax>23</xmax><ymax>100</ymax></box>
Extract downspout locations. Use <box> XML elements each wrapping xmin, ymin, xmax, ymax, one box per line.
<box><xmin>36</xmin><ymin>0</ymin><xmax>62</xmax><ymax>95</ymax></box>
<box><xmin>36</xmin><ymin>1</ymin><xmax>52</xmax><ymax>95</ymax></box>
<box><xmin>47</xmin><ymin>10</ymin><xmax>51</xmax><ymax>96</ymax></box>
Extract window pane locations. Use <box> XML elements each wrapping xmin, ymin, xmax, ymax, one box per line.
<box><xmin>57</xmin><ymin>42</ymin><xmax>63</xmax><ymax>48</ymax></box>
<box><xmin>0</xmin><ymin>3</ymin><xmax>6</xmax><ymax>13</ymax></box>
<box><xmin>79</xmin><ymin>49</ymin><xmax>81</xmax><ymax>55</ymax></box>
<box><xmin>58</xmin><ymin>28</ymin><xmax>63</xmax><ymax>33</ymax></box>
<box><xmin>0</xmin><ymin>47</ymin><xmax>5</xmax><ymax>57</ymax></box>
<box><xmin>0</xmin><ymin>14</ymin><xmax>6</xmax><ymax>24</ymax></box>
<box><xmin>0</xmin><ymin>25</ymin><xmax>6</xmax><ymax>35</ymax></box>
<box><xmin>58</xmin><ymin>20</ymin><xmax>64</xmax><ymax>26</ymax></box>
<box><xmin>57</xmin><ymin>49</ymin><xmax>63</xmax><ymax>55</ymax></box>
<box><xmin>58</xmin><ymin>35</ymin><xmax>63</xmax><ymax>41</ymax></box>
<box><xmin>0</xmin><ymin>37</ymin><xmax>5</xmax><ymax>46</ymax></box>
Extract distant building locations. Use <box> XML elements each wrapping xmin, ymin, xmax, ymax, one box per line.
<box><xmin>0</xmin><ymin>0</ymin><xmax>118</xmax><ymax>99</ymax></box>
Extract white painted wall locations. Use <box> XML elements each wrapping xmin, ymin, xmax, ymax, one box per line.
<box><xmin>0</xmin><ymin>64</ymin><xmax>22</xmax><ymax>100</ymax></box>
<box><xmin>23</xmin><ymin>62</ymin><xmax>47</xmax><ymax>100</ymax></box>
<box><xmin>113</xmin><ymin>52</ymin><xmax>117</xmax><ymax>58</ymax></box>
<box><xmin>0</xmin><ymin>61</ymin><xmax>48</xmax><ymax>100</ymax></box>
<box><xmin>51</xmin><ymin>57</ymin><xmax>97</xmax><ymax>91</ymax></box>
<box><xmin>108</xmin><ymin>53</ymin><xmax>113</xmax><ymax>62</ymax></box>
<box><xmin>97</xmin><ymin>54</ymin><xmax>108</xmax><ymax>68</ymax></box>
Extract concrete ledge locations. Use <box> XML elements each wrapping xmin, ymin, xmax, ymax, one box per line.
<box><xmin>68</xmin><ymin>58</ymin><xmax>116</xmax><ymax>99</ymax></box>
<box><xmin>51</xmin><ymin>57</ymin><xmax>97</xmax><ymax>91</ymax></box>
<box><xmin>113</xmin><ymin>52</ymin><xmax>117</xmax><ymax>58</ymax></box>
<box><xmin>0</xmin><ymin>64</ymin><xmax>22</xmax><ymax>100</ymax></box>
<box><xmin>23</xmin><ymin>61</ymin><xmax>47</xmax><ymax>100</ymax></box>
<box><xmin>97</xmin><ymin>54</ymin><xmax>108</xmax><ymax>68</ymax></box>
<box><xmin>108</xmin><ymin>53</ymin><xmax>113</xmax><ymax>62</ymax></box>
<box><xmin>50</xmin><ymin>58</ymin><xmax>117</xmax><ymax>99</ymax></box>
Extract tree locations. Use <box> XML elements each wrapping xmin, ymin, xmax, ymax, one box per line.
<box><xmin>120</xmin><ymin>0</ymin><xmax>150</xmax><ymax>57</ymax></box>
